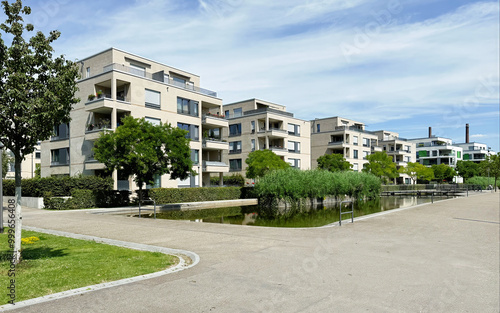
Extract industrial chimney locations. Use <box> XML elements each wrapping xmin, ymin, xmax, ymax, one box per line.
<box><xmin>428</xmin><ymin>127</ymin><xmax>432</xmax><ymax>138</ymax></box>
<box><xmin>466</xmin><ymin>124</ymin><xmax>469</xmax><ymax>143</ymax></box>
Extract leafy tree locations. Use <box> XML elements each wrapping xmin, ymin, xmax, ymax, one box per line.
<box><xmin>362</xmin><ymin>151</ymin><xmax>397</xmax><ymax>183</ymax></box>
<box><xmin>455</xmin><ymin>160</ymin><xmax>480</xmax><ymax>180</ymax></box>
<box><xmin>431</xmin><ymin>164</ymin><xmax>456</xmax><ymax>183</ymax></box>
<box><xmin>0</xmin><ymin>0</ymin><xmax>79</xmax><ymax>263</ymax></box>
<box><xmin>34</xmin><ymin>163</ymin><xmax>41</xmax><ymax>178</ymax></box>
<box><xmin>480</xmin><ymin>153</ymin><xmax>500</xmax><ymax>191</ymax></box>
<box><xmin>245</xmin><ymin>149</ymin><xmax>289</xmax><ymax>179</ymax></box>
<box><xmin>317</xmin><ymin>153</ymin><xmax>352</xmax><ymax>172</ymax></box>
<box><xmin>93</xmin><ymin>116</ymin><xmax>194</xmax><ymax>202</ymax></box>
<box><xmin>2</xmin><ymin>149</ymin><xmax>12</xmax><ymax>179</ymax></box>
<box><xmin>399</xmin><ymin>162</ymin><xmax>434</xmax><ymax>185</ymax></box>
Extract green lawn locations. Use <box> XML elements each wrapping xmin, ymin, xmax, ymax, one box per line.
<box><xmin>0</xmin><ymin>229</ymin><xmax>177</xmax><ymax>305</ymax></box>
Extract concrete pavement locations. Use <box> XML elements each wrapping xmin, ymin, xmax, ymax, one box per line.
<box><xmin>2</xmin><ymin>192</ymin><xmax>499</xmax><ymax>312</ymax></box>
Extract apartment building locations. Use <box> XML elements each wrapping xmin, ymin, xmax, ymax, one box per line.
<box><xmin>372</xmin><ymin>130</ymin><xmax>416</xmax><ymax>184</ymax></box>
<box><xmin>221</xmin><ymin>99</ymin><xmax>310</xmax><ymax>178</ymax></box>
<box><xmin>310</xmin><ymin>117</ymin><xmax>379</xmax><ymax>172</ymax></box>
<box><xmin>3</xmin><ymin>146</ymin><xmax>41</xmax><ymax>179</ymax></box>
<box><xmin>455</xmin><ymin>124</ymin><xmax>493</xmax><ymax>163</ymax></box>
<box><xmin>41</xmin><ymin>48</ymin><xmax>228</xmax><ymax>189</ymax></box>
<box><xmin>409</xmin><ymin>132</ymin><xmax>463</xmax><ymax>168</ymax></box>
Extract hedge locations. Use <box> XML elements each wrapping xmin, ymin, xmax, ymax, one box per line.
<box><xmin>43</xmin><ymin>189</ymin><xmax>96</xmax><ymax>210</ymax></box>
<box><xmin>149</xmin><ymin>187</ymin><xmax>241</xmax><ymax>204</ymax></box>
<box><xmin>2</xmin><ymin>176</ymin><xmax>113</xmax><ymax>197</ymax></box>
<box><xmin>209</xmin><ymin>174</ymin><xmax>245</xmax><ymax>187</ymax></box>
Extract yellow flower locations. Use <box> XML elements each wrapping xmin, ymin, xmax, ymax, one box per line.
<box><xmin>21</xmin><ymin>236</ymin><xmax>40</xmax><ymax>245</ymax></box>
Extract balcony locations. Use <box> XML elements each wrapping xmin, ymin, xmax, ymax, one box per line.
<box><xmin>85</xmin><ymin>96</ymin><xmax>131</xmax><ymax>113</ymax></box>
<box><xmin>202</xmin><ymin>138</ymin><xmax>229</xmax><ymax>150</ymax></box>
<box><xmin>202</xmin><ymin>113</ymin><xmax>228</xmax><ymax>128</ymax></box>
<box><xmin>258</xmin><ymin>128</ymin><xmax>288</xmax><ymax>138</ymax></box>
<box><xmin>102</xmin><ymin>63</ymin><xmax>218</xmax><ymax>97</ymax></box>
<box><xmin>229</xmin><ymin>149</ymin><xmax>242</xmax><ymax>155</ymax></box>
<box><xmin>371</xmin><ymin>146</ymin><xmax>383</xmax><ymax>152</ymax></box>
<box><xmin>328</xmin><ymin>140</ymin><xmax>346</xmax><ymax>146</ymax></box>
<box><xmin>203</xmin><ymin>161</ymin><xmax>229</xmax><ymax>173</ymax></box>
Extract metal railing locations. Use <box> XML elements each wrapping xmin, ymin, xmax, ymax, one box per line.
<box><xmin>139</xmin><ymin>198</ymin><xmax>156</xmax><ymax>219</ymax></box>
<box><xmin>339</xmin><ymin>200</ymin><xmax>354</xmax><ymax>226</ymax></box>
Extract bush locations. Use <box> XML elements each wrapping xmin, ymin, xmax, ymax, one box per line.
<box><xmin>43</xmin><ymin>191</ymin><xmax>67</xmax><ymax>210</ymax></box>
<box><xmin>2</xmin><ymin>176</ymin><xmax>113</xmax><ymax>197</ymax></box>
<box><xmin>149</xmin><ymin>187</ymin><xmax>241</xmax><ymax>204</ymax></box>
<box><xmin>94</xmin><ymin>190</ymin><xmax>131</xmax><ymax>208</ymax></box>
<box><xmin>465</xmin><ymin>176</ymin><xmax>499</xmax><ymax>189</ymax></box>
<box><xmin>209</xmin><ymin>174</ymin><xmax>245</xmax><ymax>187</ymax></box>
<box><xmin>66</xmin><ymin>189</ymin><xmax>95</xmax><ymax>209</ymax></box>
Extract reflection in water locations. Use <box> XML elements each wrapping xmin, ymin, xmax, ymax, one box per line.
<box><xmin>149</xmin><ymin>196</ymin><xmax>453</xmax><ymax>228</ymax></box>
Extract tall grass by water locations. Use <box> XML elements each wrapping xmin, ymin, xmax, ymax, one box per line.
<box><xmin>254</xmin><ymin>168</ymin><xmax>381</xmax><ymax>206</ymax></box>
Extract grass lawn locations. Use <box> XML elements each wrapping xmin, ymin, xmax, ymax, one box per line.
<box><xmin>0</xmin><ymin>229</ymin><xmax>178</xmax><ymax>305</ymax></box>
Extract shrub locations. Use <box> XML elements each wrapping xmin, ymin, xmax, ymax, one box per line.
<box><xmin>209</xmin><ymin>174</ymin><xmax>245</xmax><ymax>187</ymax></box>
<box><xmin>149</xmin><ymin>187</ymin><xmax>241</xmax><ymax>204</ymax></box>
<box><xmin>94</xmin><ymin>190</ymin><xmax>131</xmax><ymax>208</ymax></box>
<box><xmin>465</xmin><ymin>176</ymin><xmax>499</xmax><ymax>189</ymax></box>
<box><xmin>43</xmin><ymin>191</ymin><xmax>67</xmax><ymax>210</ymax></box>
<box><xmin>66</xmin><ymin>189</ymin><xmax>95</xmax><ymax>209</ymax></box>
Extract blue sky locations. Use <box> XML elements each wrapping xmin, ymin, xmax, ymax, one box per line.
<box><xmin>18</xmin><ymin>0</ymin><xmax>500</xmax><ymax>151</ymax></box>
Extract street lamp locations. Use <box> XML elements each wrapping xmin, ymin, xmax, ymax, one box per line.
<box><xmin>487</xmin><ymin>147</ymin><xmax>491</xmax><ymax>188</ymax></box>
<box><xmin>0</xmin><ymin>141</ymin><xmax>4</xmax><ymax>233</ymax></box>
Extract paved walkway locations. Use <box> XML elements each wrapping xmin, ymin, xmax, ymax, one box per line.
<box><xmin>3</xmin><ymin>193</ymin><xmax>500</xmax><ymax>312</ymax></box>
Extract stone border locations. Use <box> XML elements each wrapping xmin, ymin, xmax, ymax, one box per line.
<box><xmin>0</xmin><ymin>227</ymin><xmax>200</xmax><ymax>311</ymax></box>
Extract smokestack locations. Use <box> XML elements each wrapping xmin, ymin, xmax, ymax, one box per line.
<box><xmin>466</xmin><ymin>124</ymin><xmax>469</xmax><ymax>143</ymax></box>
<box><xmin>428</xmin><ymin>127</ymin><xmax>432</xmax><ymax>138</ymax></box>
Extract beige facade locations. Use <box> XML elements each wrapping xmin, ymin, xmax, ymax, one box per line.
<box><xmin>41</xmin><ymin>48</ymin><xmax>228</xmax><ymax>189</ymax></box>
<box><xmin>310</xmin><ymin>117</ymin><xmax>379</xmax><ymax>172</ymax></box>
<box><xmin>372</xmin><ymin>130</ymin><xmax>416</xmax><ymax>184</ymax></box>
<box><xmin>220</xmin><ymin>99</ymin><xmax>311</xmax><ymax>179</ymax></box>
<box><xmin>3</xmin><ymin>147</ymin><xmax>41</xmax><ymax>179</ymax></box>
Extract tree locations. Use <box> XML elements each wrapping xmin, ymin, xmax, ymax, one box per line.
<box><xmin>245</xmin><ymin>149</ymin><xmax>289</xmax><ymax>179</ymax></box>
<box><xmin>0</xmin><ymin>0</ymin><xmax>79</xmax><ymax>263</ymax></box>
<box><xmin>34</xmin><ymin>163</ymin><xmax>41</xmax><ymax>178</ymax></box>
<box><xmin>317</xmin><ymin>153</ymin><xmax>352</xmax><ymax>172</ymax></box>
<box><xmin>2</xmin><ymin>149</ymin><xmax>12</xmax><ymax>179</ymax></box>
<box><xmin>93</xmin><ymin>116</ymin><xmax>194</xmax><ymax>202</ymax></box>
<box><xmin>399</xmin><ymin>162</ymin><xmax>434</xmax><ymax>185</ymax></box>
<box><xmin>362</xmin><ymin>151</ymin><xmax>397</xmax><ymax>183</ymax></box>
<box><xmin>431</xmin><ymin>164</ymin><xmax>456</xmax><ymax>183</ymax></box>
<box><xmin>455</xmin><ymin>160</ymin><xmax>480</xmax><ymax>180</ymax></box>
<box><xmin>480</xmin><ymin>153</ymin><xmax>500</xmax><ymax>191</ymax></box>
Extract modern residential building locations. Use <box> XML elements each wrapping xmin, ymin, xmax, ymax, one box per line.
<box><xmin>3</xmin><ymin>146</ymin><xmax>41</xmax><ymax>179</ymax></box>
<box><xmin>372</xmin><ymin>130</ymin><xmax>416</xmax><ymax>184</ymax></box>
<box><xmin>221</xmin><ymin>99</ymin><xmax>311</xmax><ymax>178</ymax></box>
<box><xmin>409</xmin><ymin>129</ymin><xmax>463</xmax><ymax>168</ymax></box>
<box><xmin>310</xmin><ymin>117</ymin><xmax>379</xmax><ymax>172</ymax></box>
<box><xmin>41</xmin><ymin>48</ymin><xmax>228</xmax><ymax>189</ymax></box>
<box><xmin>455</xmin><ymin>124</ymin><xmax>494</xmax><ymax>163</ymax></box>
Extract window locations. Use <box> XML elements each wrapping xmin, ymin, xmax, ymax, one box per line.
<box><xmin>316</xmin><ymin>124</ymin><xmax>320</xmax><ymax>132</ymax></box>
<box><xmin>177</xmin><ymin>123</ymin><xmax>199</xmax><ymax>140</ymax></box>
<box><xmin>35</xmin><ymin>152</ymin><xmax>41</xmax><ymax>159</ymax></box>
<box><xmin>287</xmin><ymin>158</ymin><xmax>301</xmax><ymax>168</ymax></box>
<box><xmin>405</xmin><ymin>156</ymin><xmax>411</xmax><ymax>162</ymax></box>
<box><xmin>173</xmin><ymin>76</ymin><xmax>186</xmax><ymax>85</ymax></box>
<box><xmin>362</xmin><ymin>138</ymin><xmax>370</xmax><ymax>147</ymax></box>
<box><xmin>457</xmin><ymin>151</ymin><xmax>461</xmax><ymax>158</ymax></box>
<box><xmin>363</xmin><ymin>151</ymin><xmax>369</xmax><ymax>159</ymax></box>
<box><xmin>432</xmin><ymin>150</ymin><xmax>438</xmax><ymax>157</ymax></box>
<box><xmin>229</xmin><ymin>141</ymin><xmax>242</xmax><ymax>154</ymax></box>
<box><xmin>130</xmin><ymin>64</ymin><xmax>146</xmax><ymax>77</ymax></box>
<box><xmin>288</xmin><ymin>123</ymin><xmax>300</xmax><ymax>136</ymax></box>
<box><xmin>52</xmin><ymin>123</ymin><xmax>69</xmax><ymax>140</ymax></box>
<box><xmin>353</xmin><ymin>150</ymin><xmax>358</xmax><ymax>159</ymax></box>
<box><xmin>251</xmin><ymin>139</ymin><xmax>255</xmax><ymax>151</ymax></box>
<box><xmin>86</xmin><ymin>67</ymin><xmax>90</xmax><ymax>78</ymax></box>
<box><xmin>51</xmin><ymin>148</ymin><xmax>69</xmax><ymax>165</ymax></box>
<box><xmin>251</xmin><ymin>121</ymin><xmax>255</xmax><ymax>133</ymax></box>
<box><xmin>353</xmin><ymin>136</ymin><xmax>358</xmax><ymax>146</ymax></box>
<box><xmin>353</xmin><ymin>163</ymin><xmax>359</xmax><ymax>171</ymax></box>
<box><xmin>229</xmin><ymin>159</ymin><xmax>242</xmax><ymax>171</ymax></box>
<box><xmin>288</xmin><ymin>141</ymin><xmax>300</xmax><ymax>153</ymax></box>
<box><xmin>145</xmin><ymin>89</ymin><xmax>161</xmax><ymax>109</ymax></box>
<box><xmin>191</xmin><ymin>149</ymin><xmax>199</xmax><ymax>165</ymax></box>
<box><xmin>147</xmin><ymin>174</ymin><xmax>161</xmax><ymax>189</ymax></box>
<box><xmin>225</xmin><ymin>110</ymin><xmax>229</xmax><ymax>118</ymax></box>
<box><xmin>177</xmin><ymin>97</ymin><xmax>198</xmax><ymax>117</ymax></box>
<box><xmin>229</xmin><ymin>123</ymin><xmax>242</xmax><ymax>136</ymax></box>
<box><xmin>405</xmin><ymin>145</ymin><xmax>411</xmax><ymax>152</ymax></box>
<box><xmin>145</xmin><ymin>117</ymin><xmax>161</xmax><ymax>126</ymax></box>
<box><xmin>233</xmin><ymin>108</ymin><xmax>242</xmax><ymax>117</ymax></box>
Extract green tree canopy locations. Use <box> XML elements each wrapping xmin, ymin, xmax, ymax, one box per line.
<box><xmin>480</xmin><ymin>153</ymin><xmax>500</xmax><ymax>191</ymax></box>
<box><xmin>399</xmin><ymin>162</ymin><xmax>434</xmax><ymax>184</ymax></box>
<box><xmin>317</xmin><ymin>153</ymin><xmax>352</xmax><ymax>172</ymax></box>
<box><xmin>0</xmin><ymin>0</ymin><xmax>79</xmax><ymax>263</ymax></box>
<box><xmin>455</xmin><ymin>160</ymin><xmax>480</xmax><ymax>180</ymax></box>
<box><xmin>245</xmin><ymin>149</ymin><xmax>290</xmax><ymax>179</ymax></box>
<box><xmin>431</xmin><ymin>164</ymin><xmax>456</xmax><ymax>183</ymax></box>
<box><xmin>93</xmin><ymin>116</ymin><xmax>194</xmax><ymax>199</ymax></box>
<box><xmin>362</xmin><ymin>151</ymin><xmax>398</xmax><ymax>183</ymax></box>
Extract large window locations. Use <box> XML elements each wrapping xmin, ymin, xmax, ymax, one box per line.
<box><xmin>353</xmin><ymin>150</ymin><xmax>358</xmax><ymax>159</ymax></box>
<box><xmin>145</xmin><ymin>117</ymin><xmax>161</xmax><ymax>126</ymax></box>
<box><xmin>251</xmin><ymin>121</ymin><xmax>255</xmax><ymax>133</ymax></box>
<box><xmin>146</xmin><ymin>174</ymin><xmax>161</xmax><ymax>189</ymax></box>
<box><xmin>52</xmin><ymin>123</ymin><xmax>69</xmax><ymax>140</ymax></box>
<box><xmin>287</xmin><ymin>158</ymin><xmax>301</xmax><ymax>168</ymax></box>
<box><xmin>251</xmin><ymin>139</ymin><xmax>255</xmax><ymax>151</ymax></box>
<box><xmin>288</xmin><ymin>141</ymin><xmax>300</xmax><ymax>153</ymax></box>
<box><xmin>362</xmin><ymin>138</ymin><xmax>370</xmax><ymax>147</ymax></box>
<box><xmin>288</xmin><ymin>123</ymin><xmax>300</xmax><ymax>136</ymax></box>
<box><xmin>229</xmin><ymin>141</ymin><xmax>242</xmax><ymax>154</ymax></box>
<box><xmin>363</xmin><ymin>151</ymin><xmax>369</xmax><ymax>159</ymax></box>
<box><xmin>177</xmin><ymin>97</ymin><xmax>199</xmax><ymax>117</ymax></box>
<box><xmin>191</xmin><ymin>149</ymin><xmax>199</xmax><ymax>165</ymax></box>
<box><xmin>145</xmin><ymin>89</ymin><xmax>161</xmax><ymax>109</ymax></box>
<box><xmin>233</xmin><ymin>108</ymin><xmax>242</xmax><ymax>117</ymax></box>
<box><xmin>51</xmin><ymin>148</ymin><xmax>69</xmax><ymax>166</ymax></box>
<box><xmin>229</xmin><ymin>159</ymin><xmax>242</xmax><ymax>171</ymax></box>
<box><xmin>353</xmin><ymin>163</ymin><xmax>359</xmax><ymax>171</ymax></box>
<box><xmin>229</xmin><ymin>123</ymin><xmax>242</xmax><ymax>136</ymax></box>
<box><xmin>353</xmin><ymin>136</ymin><xmax>358</xmax><ymax>146</ymax></box>
<box><xmin>86</xmin><ymin>67</ymin><xmax>90</xmax><ymax>78</ymax></box>
<box><xmin>177</xmin><ymin>123</ymin><xmax>199</xmax><ymax>141</ymax></box>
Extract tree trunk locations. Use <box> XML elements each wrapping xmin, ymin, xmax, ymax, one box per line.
<box><xmin>14</xmin><ymin>156</ymin><xmax>22</xmax><ymax>264</ymax></box>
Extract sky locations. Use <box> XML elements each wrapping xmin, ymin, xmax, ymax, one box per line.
<box><xmin>14</xmin><ymin>0</ymin><xmax>500</xmax><ymax>151</ymax></box>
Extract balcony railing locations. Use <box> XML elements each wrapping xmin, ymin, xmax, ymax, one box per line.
<box><xmin>328</xmin><ymin>141</ymin><xmax>344</xmax><ymax>146</ymax></box>
<box><xmin>243</xmin><ymin>107</ymin><xmax>294</xmax><ymax>118</ymax></box>
<box><xmin>229</xmin><ymin>149</ymin><xmax>242</xmax><ymax>154</ymax></box>
<box><xmin>102</xmin><ymin>63</ymin><xmax>217</xmax><ymax>97</ymax></box>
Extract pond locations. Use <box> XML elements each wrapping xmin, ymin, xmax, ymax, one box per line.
<box><xmin>139</xmin><ymin>196</ymin><xmax>455</xmax><ymax>228</ymax></box>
